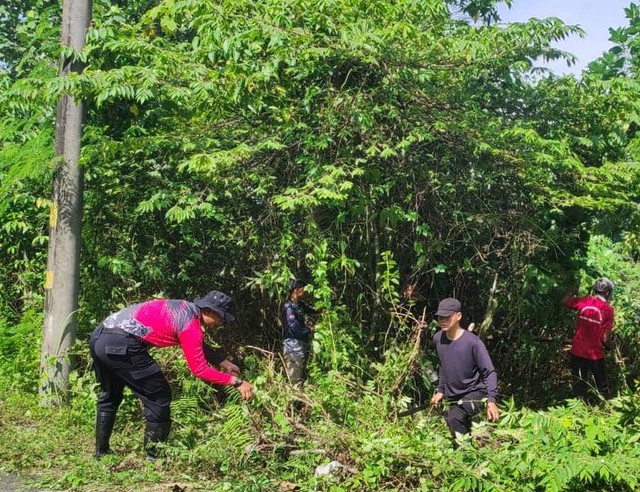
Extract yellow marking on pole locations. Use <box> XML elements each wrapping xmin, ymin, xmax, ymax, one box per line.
<box><xmin>45</xmin><ymin>271</ymin><xmax>54</xmax><ymax>289</ymax></box>
<box><xmin>49</xmin><ymin>203</ymin><xmax>58</xmax><ymax>228</ymax></box>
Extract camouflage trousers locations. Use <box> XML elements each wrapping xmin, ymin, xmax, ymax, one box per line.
<box><xmin>283</xmin><ymin>338</ymin><xmax>309</xmax><ymax>385</ymax></box>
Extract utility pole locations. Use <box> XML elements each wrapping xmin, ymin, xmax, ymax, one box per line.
<box><xmin>40</xmin><ymin>0</ymin><xmax>92</xmax><ymax>406</ymax></box>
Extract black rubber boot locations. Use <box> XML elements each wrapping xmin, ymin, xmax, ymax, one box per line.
<box><xmin>143</xmin><ymin>421</ymin><xmax>171</xmax><ymax>461</ymax></box>
<box><xmin>94</xmin><ymin>411</ymin><xmax>116</xmax><ymax>459</ymax></box>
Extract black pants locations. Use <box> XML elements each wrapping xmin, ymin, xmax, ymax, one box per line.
<box><xmin>570</xmin><ymin>354</ymin><xmax>609</xmax><ymax>400</ymax></box>
<box><xmin>89</xmin><ymin>325</ymin><xmax>171</xmax><ymax>423</ymax></box>
<box><xmin>446</xmin><ymin>390</ymin><xmax>486</xmax><ymax>445</ymax></box>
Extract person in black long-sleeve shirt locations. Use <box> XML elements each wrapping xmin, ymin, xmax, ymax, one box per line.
<box><xmin>282</xmin><ymin>279</ymin><xmax>317</xmax><ymax>385</ymax></box>
<box><xmin>430</xmin><ymin>298</ymin><xmax>499</xmax><ymax>447</ymax></box>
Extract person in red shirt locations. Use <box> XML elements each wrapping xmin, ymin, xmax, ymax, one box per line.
<box><xmin>562</xmin><ymin>278</ymin><xmax>615</xmax><ymax>400</ymax></box>
<box><xmin>89</xmin><ymin>290</ymin><xmax>254</xmax><ymax>460</ymax></box>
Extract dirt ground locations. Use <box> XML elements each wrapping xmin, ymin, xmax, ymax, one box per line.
<box><xmin>0</xmin><ymin>474</ymin><xmax>38</xmax><ymax>492</ymax></box>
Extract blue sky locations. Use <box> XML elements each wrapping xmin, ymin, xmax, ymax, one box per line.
<box><xmin>497</xmin><ymin>0</ymin><xmax>633</xmax><ymax>75</ymax></box>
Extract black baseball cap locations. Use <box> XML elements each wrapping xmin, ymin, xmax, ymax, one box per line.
<box><xmin>435</xmin><ymin>298</ymin><xmax>462</xmax><ymax>317</ymax></box>
<box><xmin>194</xmin><ymin>290</ymin><xmax>236</xmax><ymax>322</ymax></box>
<box><xmin>289</xmin><ymin>278</ymin><xmax>307</xmax><ymax>291</ymax></box>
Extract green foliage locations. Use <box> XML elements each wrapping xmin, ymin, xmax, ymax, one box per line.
<box><xmin>582</xmin><ymin>235</ymin><xmax>640</xmax><ymax>337</ymax></box>
<box><xmin>2</xmin><ymin>0</ymin><xmax>640</xmax><ymax>489</ymax></box>
<box><xmin>3</xmin><ymin>350</ymin><xmax>640</xmax><ymax>491</ymax></box>
<box><xmin>3</xmin><ymin>0</ymin><xmax>639</xmax><ymax>345</ymax></box>
<box><xmin>0</xmin><ymin>312</ymin><xmax>41</xmax><ymax>391</ymax></box>
<box><xmin>589</xmin><ymin>2</ymin><xmax>640</xmax><ymax>79</ymax></box>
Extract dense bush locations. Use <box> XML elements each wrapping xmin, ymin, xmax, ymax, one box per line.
<box><xmin>2</xmin><ymin>0</ymin><xmax>640</xmax><ymax>489</ymax></box>
<box><xmin>3</xmin><ymin>341</ymin><xmax>640</xmax><ymax>491</ymax></box>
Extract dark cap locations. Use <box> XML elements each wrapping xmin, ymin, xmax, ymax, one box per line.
<box><xmin>193</xmin><ymin>290</ymin><xmax>236</xmax><ymax>322</ymax></box>
<box><xmin>435</xmin><ymin>298</ymin><xmax>462</xmax><ymax>317</ymax></box>
<box><xmin>289</xmin><ymin>278</ymin><xmax>307</xmax><ymax>292</ymax></box>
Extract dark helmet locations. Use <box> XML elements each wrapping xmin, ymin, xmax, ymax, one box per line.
<box><xmin>593</xmin><ymin>278</ymin><xmax>615</xmax><ymax>300</ymax></box>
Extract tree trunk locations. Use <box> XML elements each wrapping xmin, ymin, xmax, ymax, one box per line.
<box><xmin>40</xmin><ymin>0</ymin><xmax>92</xmax><ymax>406</ymax></box>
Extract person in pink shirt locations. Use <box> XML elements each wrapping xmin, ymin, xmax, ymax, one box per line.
<box><xmin>89</xmin><ymin>290</ymin><xmax>254</xmax><ymax>460</ymax></box>
<box><xmin>562</xmin><ymin>278</ymin><xmax>615</xmax><ymax>401</ymax></box>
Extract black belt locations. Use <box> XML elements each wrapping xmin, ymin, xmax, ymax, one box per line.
<box><xmin>97</xmin><ymin>325</ymin><xmax>131</xmax><ymax>337</ymax></box>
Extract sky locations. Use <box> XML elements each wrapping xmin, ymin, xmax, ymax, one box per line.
<box><xmin>497</xmin><ymin>0</ymin><xmax>633</xmax><ymax>75</ymax></box>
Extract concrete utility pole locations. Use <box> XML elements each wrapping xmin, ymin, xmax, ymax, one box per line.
<box><xmin>40</xmin><ymin>0</ymin><xmax>92</xmax><ymax>406</ymax></box>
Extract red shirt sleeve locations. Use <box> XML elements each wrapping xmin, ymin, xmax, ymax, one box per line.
<box><xmin>177</xmin><ymin>320</ymin><xmax>234</xmax><ymax>386</ymax></box>
<box><xmin>563</xmin><ymin>295</ymin><xmax>586</xmax><ymax>310</ymax></box>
